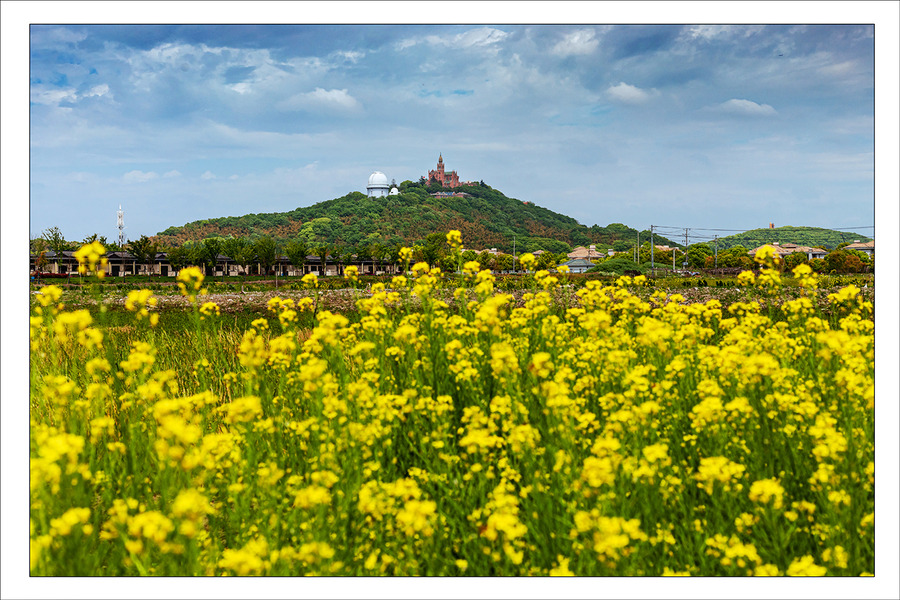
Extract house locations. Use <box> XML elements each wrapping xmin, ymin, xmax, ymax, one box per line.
<box><xmin>561</xmin><ymin>258</ymin><xmax>595</xmax><ymax>274</ymax></box>
<box><xmin>567</xmin><ymin>245</ymin><xmax>605</xmax><ymax>260</ymax></box>
<box><xmin>844</xmin><ymin>240</ymin><xmax>874</xmax><ymax>256</ymax></box>
<box><xmin>748</xmin><ymin>243</ymin><xmax>828</xmax><ymax>262</ymax></box>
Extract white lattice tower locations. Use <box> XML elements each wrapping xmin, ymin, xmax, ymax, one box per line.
<box><xmin>117</xmin><ymin>205</ymin><xmax>126</xmax><ymax>247</ymax></box>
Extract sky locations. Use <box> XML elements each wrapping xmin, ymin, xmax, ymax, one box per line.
<box><xmin>24</xmin><ymin>19</ymin><xmax>880</xmax><ymax>244</ymax></box>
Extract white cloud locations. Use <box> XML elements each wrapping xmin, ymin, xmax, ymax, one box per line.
<box><xmin>83</xmin><ymin>84</ymin><xmax>109</xmax><ymax>98</ymax></box>
<box><xmin>607</xmin><ymin>82</ymin><xmax>657</xmax><ymax>104</ymax></box>
<box><xmin>279</xmin><ymin>88</ymin><xmax>362</xmax><ymax>113</ymax></box>
<box><xmin>552</xmin><ymin>29</ymin><xmax>600</xmax><ymax>57</ymax></box>
<box><xmin>200</xmin><ymin>171</ymin><xmax>217</xmax><ymax>180</ymax></box>
<box><xmin>684</xmin><ymin>25</ymin><xmax>765</xmax><ymax>40</ymax></box>
<box><xmin>30</xmin><ymin>26</ymin><xmax>89</xmax><ymax>46</ymax></box>
<box><xmin>30</xmin><ymin>87</ymin><xmax>77</xmax><ymax>105</ymax></box>
<box><xmin>715</xmin><ymin>98</ymin><xmax>777</xmax><ymax>116</ymax></box>
<box><xmin>334</xmin><ymin>50</ymin><xmax>365</xmax><ymax>63</ymax></box>
<box><xmin>229</xmin><ymin>175</ymin><xmax>239</xmax><ymax>180</ymax></box>
<box><xmin>230</xmin><ymin>83</ymin><xmax>252</xmax><ymax>95</ymax></box>
<box><xmin>399</xmin><ymin>27</ymin><xmax>509</xmax><ymax>51</ymax></box>
<box><xmin>123</xmin><ymin>170</ymin><xmax>158</xmax><ymax>183</ymax></box>
<box><xmin>163</xmin><ymin>170</ymin><xmax>181</xmax><ymax>178</ymax></box>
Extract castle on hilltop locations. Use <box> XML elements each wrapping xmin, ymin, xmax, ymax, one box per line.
<box><xmin>426</xmin><ymin>154</ymin><xmax>460</xmax><ymax>188</ymax></box>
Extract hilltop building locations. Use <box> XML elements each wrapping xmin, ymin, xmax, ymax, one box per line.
<box><xmin>367</xmin><ymin>171</ymin><xmax>390</xmax><ymax>197</ymax></box>
<box><xmin>426</xmin><ymin>155</ymin><xmax>460</xmax><ymax>188</ymax></box>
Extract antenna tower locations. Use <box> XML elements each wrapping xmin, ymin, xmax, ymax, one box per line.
<box><xmin>117</xmin><ymin>205</ymin><xmax>126</xmax><ymax>247</ymax></box>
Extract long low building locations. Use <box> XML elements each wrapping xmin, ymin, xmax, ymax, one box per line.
<box><xmin>30</xmin><ymin>250</ymin><xmax>402</xmax><ymax>278</ymax></box>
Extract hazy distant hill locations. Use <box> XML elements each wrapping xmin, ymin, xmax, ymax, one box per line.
<box><xmin>155</xmin><ymin>182</ymin><xmax>681</xmax><ymax>253</ymax></box>
<box><xmin>715</xmin><ymin>226</ymin><xmax>873</xmax><ymax>251</ymax></box>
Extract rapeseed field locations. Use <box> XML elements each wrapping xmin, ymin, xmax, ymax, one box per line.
<box><xmin>29</xmin><ymin>235</ymin><xmax>874</xmax><ymax>576</ymax></box>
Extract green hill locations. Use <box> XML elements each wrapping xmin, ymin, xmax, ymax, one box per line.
<box><xmin>715</xmin><ymin>226</ymin><xmax>872</xmax><ymax>251</ymax></box>
<box><xmin>155</xmin><ymin>181</ymin><xmax>681</xmax><ymax>253</ymax></box>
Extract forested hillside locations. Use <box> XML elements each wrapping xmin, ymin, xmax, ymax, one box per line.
<box><xmin>155</xmin><ymin>181</ymin><xmax>680</xmax><ymax>252</ymax></box>
<box><xmin>716</xmin><ymin>226</ymin><xmax>872</xmax><ymax>251</ymax></box>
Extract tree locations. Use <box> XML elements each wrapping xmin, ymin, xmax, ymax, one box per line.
<box><xmin>354</xmin><ymin>244</ymin><xmax>373</xmax><ymax>275</ymax></box>
<box><xmin>82</xmin><ymin>233</ymin><xmax>109</xmax><ymax>247</ymax></box>
<box><xmin>420</xmin><ymin>232</ymin><xmax>446</xmax><ymax>268</ymax></box>
<box><xmin>535</xmin><ymin>252</ymin><xmax>558</xmax><ymax>271</ymax></box>
<box><xmin>332</xmin><ymin>245</ymin><xmax>346</xmax><ymax>275</ymax></box>
<box><xmin>254</xmin><ymin>236</ymin><xmax>279</xmax><ymax>276</ymax></box>
<box><xmin>783</xmin><ymin>252</ymin><xmax>808</xmax><ymax>271</ymax></box>
<box><xmin>165</xmin><ymin>245</ymin><xmax>191</xmax><ymax>275</ymax></box>
<box><xmin>284</xmin><ymin>240</ymin><xmax>310</xmax><ymax>276</ymax></box>
<box><xmin>32</xmin><ymin>238</ymin><xmax>49</xmax><ymax>274</ymax></box>
<box><xmin>686</xmin><ymin>244</ymin><xmax>712</xmax><ymax>269</ymax></box>
<box><xmin>199</xmin><ymin>238</ymin><xmax>222</xmax><ymax>277</ymax></box>
<box><xmin>495</xmin><ymin>253</ymin><xmax>513</xmax><ymax>272</ymax></box>
<box><xmin>341</xmin><ymin>246</ymin><xmax>358</xmax><ymax>276</ymax></box>
<box><xmin>313</xmin><ymin>244</ymin><xmax>330</xmax><ymax>276</ymax></box>
<box><xmin>42</xmin><ymin>227</ymin><xmax>70</xmax><ymax>273</ymax></box>
<box><xmin>370</xmin><ymin>242</ymin><xmax>387</xmax><ymax>274</ymax></box>
<box><xmin>223</xmin><ymin>237</ymin><xmax>256</xmax><ymax>276</ymax></box>
<box><xmin>809</xmin><ymin>258</ymin><xmax>826</xmax><ymax>273</ymax></box>
<box><xmin>128</xmin><ymin>235</ymin><xmax>159</xmax><ymax>279</ymax></box>
<box><xmin>612</xmin><ymin>239</ymin><xmax>632</xmax><ymax>252</ymax></box>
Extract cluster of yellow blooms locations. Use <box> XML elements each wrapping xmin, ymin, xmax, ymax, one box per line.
<box><xmin>29</xmin><ymin>237</ymin><xmax>874</xmax><ymax>576</ymax></box>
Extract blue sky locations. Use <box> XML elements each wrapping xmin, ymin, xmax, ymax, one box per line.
<box><xmin>23</xmin><ymin>20</ymin><xmax>882</xmax><ymax>243</ymax></box>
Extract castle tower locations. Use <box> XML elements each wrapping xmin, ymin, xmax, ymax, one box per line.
<box><xmin>426</xmin><ymin>154</ymin><xmax>460</xmax><ymax>188</ymax></box>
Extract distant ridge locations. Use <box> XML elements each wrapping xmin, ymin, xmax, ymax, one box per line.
<box><xmin>714</xmin><ymin>226</ymin><xmax>872</xmax><ymax>251</ymax></box>
<box><xmin>155</xmin><ymin>182</ymin><xmax>681</xmax><ymax>253</ymax></box>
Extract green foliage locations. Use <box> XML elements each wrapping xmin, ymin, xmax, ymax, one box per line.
<box><xmin>686</xmin><ymin>243</ymin><xmax>712</xmax><ymax>268</ymax></box>
<box><xmin>199</xmin><ymin>238</ymin><xmax>222</xmax><ymax>275</ymax></box>
<box><xmin>165</xmin><ymin>245</ymin><xmax>191</xmax><ymax>273</ymax></box>
<box><xmin>824</xmin><ymin>249</ymin><xmax>870</xmax><ymax>274</ymax></box>
<box><xmin>254</xmin><ymin>236</ymin><xmax>279</xmax><ymax>274</ymax></box>
<box><xmin>223</xmin><ymin>237</ymin><xmax>256</xmax><ymax>275</ymax></box>
<box><xmin>155</xmin><ymin>185</ymin><xmax>681</xmax><ymax>256</ymax></box>
<box><xmin>284</xmin><ymin>240</ymin><xmax>310</xmax><ymax>272</ymax></box>
<box><xmin>127</xmin><ymin>235</ymin><xmax>159</xmax><ymax>277</ymax></box>
<box><xmin>716</xmin><ymin>226</ymin><xmax>871</xmax><ymax>251</ymax></box>
<box><xmin>42</xmin><ymin>226</ymin><xmax>72</xmax><ymax>266</ymax></box>
<box><xmin>783</xmin><ymin>252</ymin><xmax>808</xmax><ymax>271</ymax></box>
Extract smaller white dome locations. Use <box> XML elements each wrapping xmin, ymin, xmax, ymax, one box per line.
<box><xmin>389</xmin><ymin>187</ymin><xmax>399</xmax><ymax>195</ymax></box>
<box><xmin>368</xmin><ymin>171</ymin><xmax>389</xmax><ymax>187</ymax></box>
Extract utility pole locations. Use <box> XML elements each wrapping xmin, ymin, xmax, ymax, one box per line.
<box><xmin>650</xmin><ymin>225</ymin><xmax>654</xmax><ymax>270</ymax></box>
<box><xmin>714</xmin><ymin>235</ymin><xmax>718</xmax><ymax>269</ymax></box>
<box><xmin>636</xmin><ymin>231</ymin><xmax>640</xmax><ymax>264</ymax></box>
<box><xmin>513</xmin><ymin>236</ymin><xmax>516</xmax><ymax>273</ymax></box>
<box><xmin>683</xmin><ymin>228</ymin><xmax>690</xmax><ymax>269</ymax></box>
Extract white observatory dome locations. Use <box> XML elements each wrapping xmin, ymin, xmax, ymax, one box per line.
<box><xmin>389</xmin><ymin>187</ymin><xmax>399</xmax><ymax>196</ymax></box>
<box><xmin>367</xmin><ymin>171</ymin><xmax>390</xmax><ymax>197</ymax></box>
<box><xmin>368</xmin><ymin>171</ymin><xmax>389</xmax><ymax>187</ymax></box>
